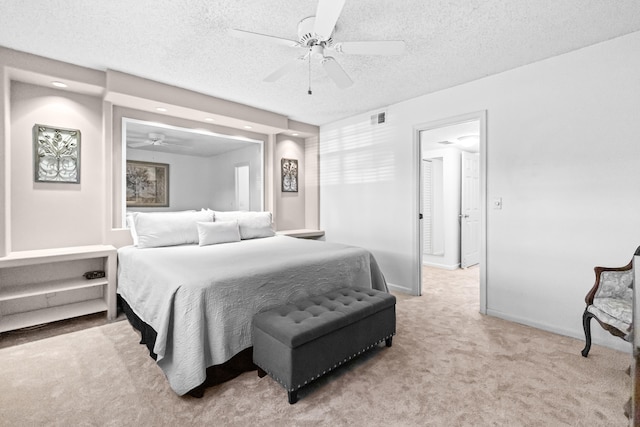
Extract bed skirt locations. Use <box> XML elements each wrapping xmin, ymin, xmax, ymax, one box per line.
<box><xmin>118</xmin><ymin>295</ymin><xmax>256</xmax><ymax>398</ymax></box>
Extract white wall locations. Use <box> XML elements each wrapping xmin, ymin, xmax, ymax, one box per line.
<box><xmin>275</xmin><ymin>134</ymin><xmax>306</xmax><ymax>230</ymax></box>
<box><xmin>320</xmin><ymin>31</ymin><xmax>640</xmax><ymax>351</ymax></box>
<box><xmin>320</xmin><ymin>118</ymin><xmax>403</xmax><ymax>282</ymax></box>
<box><xmin>9</xmin><ymin>82</ymin><xmax>104</xmax><ymax>251</ymax></box>
<box><xmin>208</xmin><ymin>143</ymin><xmax>263</xmax><ymax>211</ymax></box>
<box><xmin>304</xmin><ymin>136</ymin><xmax>319</xmax><ymax>230</ymax></box>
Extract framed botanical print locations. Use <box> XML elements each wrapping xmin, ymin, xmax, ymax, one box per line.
<box><xmin>281</xmin><ymin>158</ymin><xmax>298</xmax><ymax>192</ymax></box>
<box><xmin>126</xmin><ymin>160</ymin><xmax>170</xmax><ymax>207</ymax></box>
<box><xmin>33</xmin><ymin>124</ymin><xmax>81</xmax><ymax>183</ymax></box>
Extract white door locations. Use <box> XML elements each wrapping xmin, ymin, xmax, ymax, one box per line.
<box><xmin>235</xmin><ymin>164</ymin><xmax>250</xmax><ymax>211</ymax></box>
<box><xmin>461</xmin><ymin>151</ymin><xmax>480</xmax><ymax>268</ymax></box>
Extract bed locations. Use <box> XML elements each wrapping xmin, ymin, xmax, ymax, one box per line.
<box><xmin>117</xmin><ymin>216</ymin><xmax>387</xmax><ymax>396</ymax></box>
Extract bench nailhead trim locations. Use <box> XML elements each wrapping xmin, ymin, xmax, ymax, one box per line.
<box><xmin>257</xmin><ymin>333</ymin><xmax>396</xmax><ymax>392</ymax></box>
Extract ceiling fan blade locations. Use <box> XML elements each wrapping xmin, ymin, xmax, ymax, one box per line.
<box><xmin>128</xmin><ymin>141</ymin><xmax>152</xmax><ymax>148</ymax></box>
<box><xmin>334</xmin><ymin>40</ymin><xmax>406</xmax><ymax>55</ymax></box>
<box><xmin>314</xmin><ymin>0</ymin><xmax>346</xmax><ymax>40</ymax></box>
<box><xmin>229</xmin><ymin>29</ymin><xmax>300</xmax><ymax>48</ymax></box>
<box><xmin>264</xmin><ymin>55</ymin><xmax>308</xmax><ymax>82</ymax></box>
<box><xmin>322</xmin><ymin>56</ymin><xmax>353</xmax><ymax>89</ymax></box>
<box><xmin>162</xmin><ymin>142</ymin><xmax>192</xmax><ymax>149</ymax></box>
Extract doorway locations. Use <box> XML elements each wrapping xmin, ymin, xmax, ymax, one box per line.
<box><xmin>415</xmin><ymin>111</ymin><xmax>487</xmax><ymax>313</ymax></box>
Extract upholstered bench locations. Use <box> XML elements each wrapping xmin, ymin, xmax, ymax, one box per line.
<box><xmin>252</xmin><ymin>286</ymin><xmax>396</xmax><ymax>404</ymax></box>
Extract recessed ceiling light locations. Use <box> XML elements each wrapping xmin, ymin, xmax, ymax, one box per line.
<box><xmin>457</xmin><ymin>135</ymin><xmax>479</xmax><ymax>147</ymax></box>
<box><xmin>204</xmin><ymin>117</ymin><xmax>214</xmax><ymax>122</ymax></box>
<box><xmin>51</xmin><ymin>81</ymin><xmax>67</xmax><ymax>88</ymax></box>
<box><xmin>292</xmin><ymin>133</ymin><xmax>299</xmax><ymax>136</ymax></box>
<box><xmin>156</xmin><ymin>107</ymin><xmax>167</xmax><ymax>112</ymax></box>
<box><xmin>243</xmin><ymin>125</ymin><xmax>252</xmax><ymax>129</ymax></box>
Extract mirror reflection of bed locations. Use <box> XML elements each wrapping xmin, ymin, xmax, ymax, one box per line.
<box><xmin>123</xmin><ymin>117</ymin><xmax>264</xmax><ymax>222</ymax></box>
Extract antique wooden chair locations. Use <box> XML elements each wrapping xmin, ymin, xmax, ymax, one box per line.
<box><xmin>581</xmin><ymin>255</ymin><xmax>634</xmax><ymax>357</ymax></box>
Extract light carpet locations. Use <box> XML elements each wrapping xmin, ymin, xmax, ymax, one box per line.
<box><xmin>0</xmin><ymin>267</ymin><xmax>630</xmax><ymax>426</ymax></box>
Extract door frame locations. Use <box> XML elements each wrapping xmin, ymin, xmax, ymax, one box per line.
<box><xmin>414</xmin><ymin>110</ymin><xmax>487</xmax><ymax>314</ymax></box>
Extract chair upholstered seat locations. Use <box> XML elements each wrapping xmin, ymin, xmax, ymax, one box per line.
<box><xmin>587</xmin><ymin>298</ymin><xmax>632</xmax><ymax>339</ymax></box>
<box><xmin>581</xmin><ymin>254</ymin><xmax>636</xmax><ymax>357</ymax></box>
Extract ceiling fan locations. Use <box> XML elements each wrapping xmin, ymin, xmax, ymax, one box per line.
<box><xmin>127</xmin><ymin>133</ymin><xmax>191</xmax><ymax>150</ymax></box>
<box><xmin>230</xmin><ymin>0</ymin><xmax>405</xmax><ymax>92</ymax></box>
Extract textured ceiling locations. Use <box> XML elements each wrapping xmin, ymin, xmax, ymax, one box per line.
<box><xmin>1</xmin><ymin>0</ymin><xmax>639</xmax><ymax>127</ymax></box>
<box><xmin>421</xmin><ymin>121</ymin><xmax>480</xmax><ymax>153</ymax></box>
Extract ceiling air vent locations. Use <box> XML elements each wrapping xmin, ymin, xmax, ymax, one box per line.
<box><xmin>370</xmin><ymin>112</ymin><xmax>386</xmax><ymax>125</ymax></box>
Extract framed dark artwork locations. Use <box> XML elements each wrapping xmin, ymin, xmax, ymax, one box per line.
<box><xmin>126</xmin><ymin>160</ymin><xmax>169</xmax><ymax>207</ymax></box>
<box><xmin>33</xmin><ymin>124</ymin><xmax>81</xmax><ymax>183</ymax></box>
<box><xmin>281</xmin><ymin>158</ymin><xmax>298</xmax><ymax>192</ymax></box>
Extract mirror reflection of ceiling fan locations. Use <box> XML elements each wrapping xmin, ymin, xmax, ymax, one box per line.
<box><xmin>127</xmin><ymin>133</ymin><xmax>191</xmax><ymax>150</ymax></box>
<box><xmin>230</xmin><ymin>0</ymin><xmax>405</xmax><ymax>92</ymax></box>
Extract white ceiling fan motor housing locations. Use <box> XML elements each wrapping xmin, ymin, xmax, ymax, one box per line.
<box><xmin>148</xmin><ymin>133</ymin><xmax>165</xmax><ymax>142</ymax></box>
<box><xmin>297</xmin><ymin>16</ymin><xmax>334</xmax><ymax>47</ymax></box>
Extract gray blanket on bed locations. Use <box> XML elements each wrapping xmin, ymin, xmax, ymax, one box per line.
<box><xmin>117</xmin><ymin>235</ymin><xmax>387</xmax><ymax>395</ymax></box>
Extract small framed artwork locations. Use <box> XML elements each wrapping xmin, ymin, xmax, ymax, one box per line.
<box><xmin>126</xmin><ymin>160</ymin><xmax>170</xmax><ymax>207</ymax></box>
<box><xmin>281</xmin><ymin>158</ymin><xmax>298</xmax><ymax>192</ymax></box>
<box><xmin>33</xmin><ymin>124</ymin><xmax>81</xmax><ymax>183</ymax></box>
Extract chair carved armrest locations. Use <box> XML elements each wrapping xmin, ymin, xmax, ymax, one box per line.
<box><xmin>584</xmin><ymin>260</ymin><xmax>633</xmax><ymax>305</ymax></box>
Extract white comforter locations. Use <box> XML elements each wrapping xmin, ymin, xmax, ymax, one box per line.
<box><xmin>117</xmin><ymin>235</ymin><xmax>387</xmax><ymax>395</ymax></box>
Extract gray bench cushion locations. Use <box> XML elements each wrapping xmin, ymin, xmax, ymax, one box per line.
<box><xmin>253</xmin><ymin>286</ymin><xmax>396</xmax><ymax>403</ymax></box>
<box><xmin>253</xmin><ymin>287</ymin><xmax>396</xmax><ymax>348</ymax></box>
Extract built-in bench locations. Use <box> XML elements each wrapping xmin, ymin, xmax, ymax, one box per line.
<box><xmin>252</xmin><ymin>287</ymin><xmax>396</xmax><ymax>404</ymax></box>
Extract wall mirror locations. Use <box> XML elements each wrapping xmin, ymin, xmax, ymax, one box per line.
<box><xmin>122</xmin><ymin>117</ymin><xmax>264</xmax><ymax>226</ymax></box>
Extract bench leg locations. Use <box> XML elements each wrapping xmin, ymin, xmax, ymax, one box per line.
<box><xmin>385</xmin><ymin>337</ymin><xmax>393</xmax><ymax>347</ymax></box>
<box><xmin>288</xmin><ymin>390</ymin><xmax>298</xmax><ymax>405</ymax></box>
<box><xmin>257</xmin><ymin>367</ymin><xmax>267</xmax><ymax>378</ymax></box>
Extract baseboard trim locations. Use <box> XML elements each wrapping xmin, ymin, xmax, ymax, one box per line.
<box><xmin>422</xmin><ymin>261</ymin><xmax>460</xmax><ymax>270</ymax></box>
<box><xmin>486</xmin><ymin>309</ymin><xmax>632</xmax><ymax>354</ymax></box>
<box><xmin>387</xmin><ymin>282</ymin><xmax>416</xmax><ymax>296</ymax></box>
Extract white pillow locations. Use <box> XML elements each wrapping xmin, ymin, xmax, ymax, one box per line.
<box><xmin>201</xmin><ymin>208</ymin><xmax>215</xmax><ymax>220</ymax></box>
<box><xmin>126</xmin><ymin>212</ymin><xmax>140</xmax><ymax>246</ymax></box>
<box><xmin>134</xmin><ymin>210</ymin><xmax>214</xmax><ymax>248</ymax></box>
<box><xmin>213</xmin><ymin>211</ymin><xmax>242</xmax><ymax>221</ymax></box>
<box><xmin>238</xmin><ymin>211</ymin><xmax>275</xmax><ymax>239</ymax></box>
<box><xmin>197</xmin><ymin>220</ymin><xmax>241</xmax><ymax>246</ymax></box>
<box><xmin>127</xmin><ymin>210</ymin><xmax>199</xmax><ymax>246</ymax></box>
<box><xmin>214</xmin><ymin>211</ymin><xmax>275</xmax><ymax>240</ymax></box>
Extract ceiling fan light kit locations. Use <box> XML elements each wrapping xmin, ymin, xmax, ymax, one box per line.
<box><xmin>231</xmin><ymin>0</ymin><xmax>405</xmax><ymax>93</ymax></box>
<box><xmin>127</xmin><ymin>132</ymin><xmax>192</xmax><ymax>150</ymax></box>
